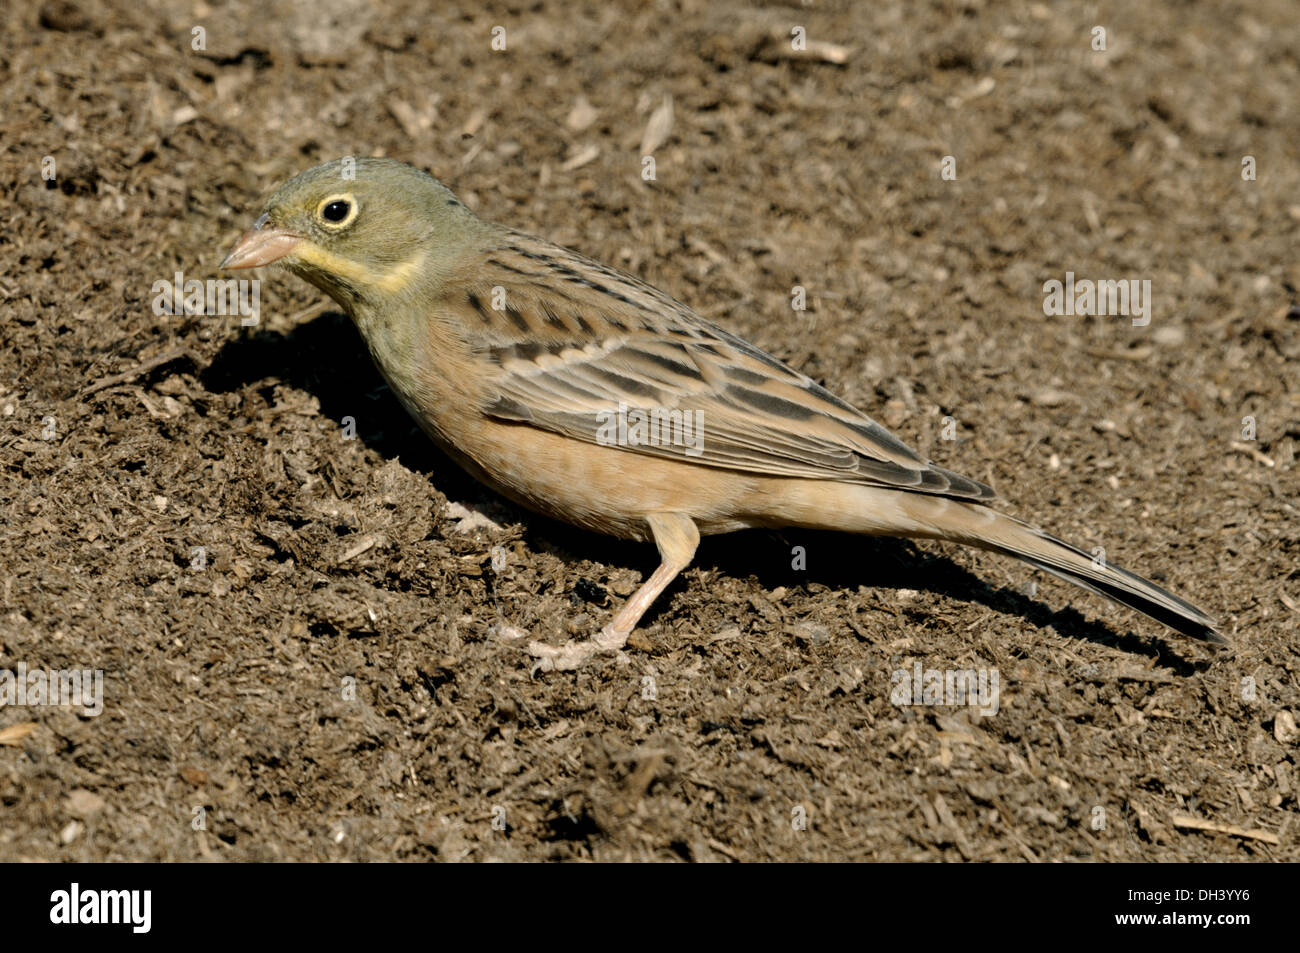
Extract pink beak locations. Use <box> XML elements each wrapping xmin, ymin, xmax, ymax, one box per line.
<box><xmin>220</xmin><ymin>214</ymin><xmax>303</xmax><ymax>270</ymax></box>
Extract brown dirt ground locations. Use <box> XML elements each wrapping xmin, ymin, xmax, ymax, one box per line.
<box><xmin>1</xmin><ymin>0</ymin><xmax>1297</xmax><ymax>862</ymax></box>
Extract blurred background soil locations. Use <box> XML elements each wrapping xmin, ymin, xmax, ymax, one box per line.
<box><xmin>0</xmin><ymin>0</ymin><xmax>1297</xmax><ymax>860</ymax></box>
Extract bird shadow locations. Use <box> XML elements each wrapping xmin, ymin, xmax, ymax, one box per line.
<box><xmin>202</xmin><ymin>311</ymin><xmax>1202</xmax><ymax>674</ymax></box>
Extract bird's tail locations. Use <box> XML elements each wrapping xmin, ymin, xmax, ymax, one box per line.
<box><xmin>903</xmin><ymin>495</ymin><xmax>1222</xmax><ymax>643</ymax></box>
<box><xmin>776</xmin><ymin>483</ymin><xmax>1223</xmax><ymax>643</ymax></box>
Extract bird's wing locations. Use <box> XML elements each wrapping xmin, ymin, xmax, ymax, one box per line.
<box><xmin>456</xmin><ymin>229</ymin><xmax>994</xmax><ymax>501</ymax></box>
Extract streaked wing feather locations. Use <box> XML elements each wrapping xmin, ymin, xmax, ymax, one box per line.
<box><xmin>465</xmin><ymin>229</ymin><xmax>995</xmax><ymax>501</ymax></box>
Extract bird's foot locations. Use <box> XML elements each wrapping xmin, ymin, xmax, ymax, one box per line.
<box><xmin>528</xmin><ymin>625</ymin><xmax>629</xmax><ymax>673</ymax></box>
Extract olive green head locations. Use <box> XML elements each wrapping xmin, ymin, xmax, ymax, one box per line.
<box><xmin>221</xmin><ymin>157</ymin><xmax>488</xmax><ymax>308</ymax></box>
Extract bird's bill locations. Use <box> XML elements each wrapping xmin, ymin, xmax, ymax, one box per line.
<box><xmin>220</xmin><ymin>216</ymin><xmax>303</xmax><ymax>270</ymax></box>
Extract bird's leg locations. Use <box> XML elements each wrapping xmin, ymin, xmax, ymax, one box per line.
<box><xmin>530</xmin><ymin>513</ymin><xmax>699</xmax><ymax>673</ymax></box>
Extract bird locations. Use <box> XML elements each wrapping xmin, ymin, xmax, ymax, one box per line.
<box><xmin>220</xmin><ymin>156</ymin><xmax>1222</xmax><ymax>671</ymax></box>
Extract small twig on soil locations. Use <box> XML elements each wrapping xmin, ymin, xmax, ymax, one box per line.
<box><xmin>336</xmin><ymin>534</ymin><xmax>380</xmax><ymax>565</ymax></box>
<box><xmin>1170</xmin><ymin>814</ymin><xmax>1279</xmax><ymax>845</ymax></box>
<box><xmin>286</xmin><ymin>300</ymin><xmax>331</xmax><ymax>325</ymax></box>
<box><xmin>79</xmin><ymin>346</ymin><xmax>197</xmax><ymax>399</ymax></box>
<box><xmin>0</xmin><ymin>722</ymin><xmax>37</xmax><ymax>746</ymax></box>
<box><xmin>706</xmin><ymin>837</ymin><xmax>740</xmax><ymax>861</ymax></box>
<box><xmin>1083</xmin><ymin>345</ymin><xmax>1153</xmax><ymax>362</ymax></box>
<box><xmin>1229</xmin><ymin>441</ymin><xmax>1276</xmax><ymax>468</ymax></box>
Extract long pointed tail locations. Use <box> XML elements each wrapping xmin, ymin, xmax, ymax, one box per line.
<box><xmin>985</xmin><ymin>515</ymin><xmax>1221</xmax><ymax>643</ymax></box>
<box><xmin>784</xmin><ymin>484</ymin><xmax>1224</xmax><ymax>643</ymax></box>
<box><xmin>902</xmin><ymin>495</ymin><xmax>1222</xmax><ymax>643</ymax></box>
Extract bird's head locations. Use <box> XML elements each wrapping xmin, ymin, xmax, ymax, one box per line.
<box><xmin>220</xmin><ymin>157</ymin><xmax>484</xmax><ymax>309</ymax></box>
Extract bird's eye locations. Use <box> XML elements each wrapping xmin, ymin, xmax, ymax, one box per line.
<box><xmin>316</xmin><ymin>194</ymin><xmax>357</xmax><ymax>228</ymax></box>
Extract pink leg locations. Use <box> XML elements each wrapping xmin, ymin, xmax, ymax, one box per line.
<box><xmin>530</xmin><ymin>513</ymin><xmax>699</xmax><ymax>672</ymax></box>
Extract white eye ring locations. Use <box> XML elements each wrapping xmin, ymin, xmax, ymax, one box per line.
<box><xmin>317</xmin><ymin>193</ymin><xmax>359</xmax><ymax>228</ymax></box>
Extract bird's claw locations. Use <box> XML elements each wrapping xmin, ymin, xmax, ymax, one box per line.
<box><xmin>528</xmin><ymin>626</ymin><xmax>629</xmax><ymax>674</ymax></box>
